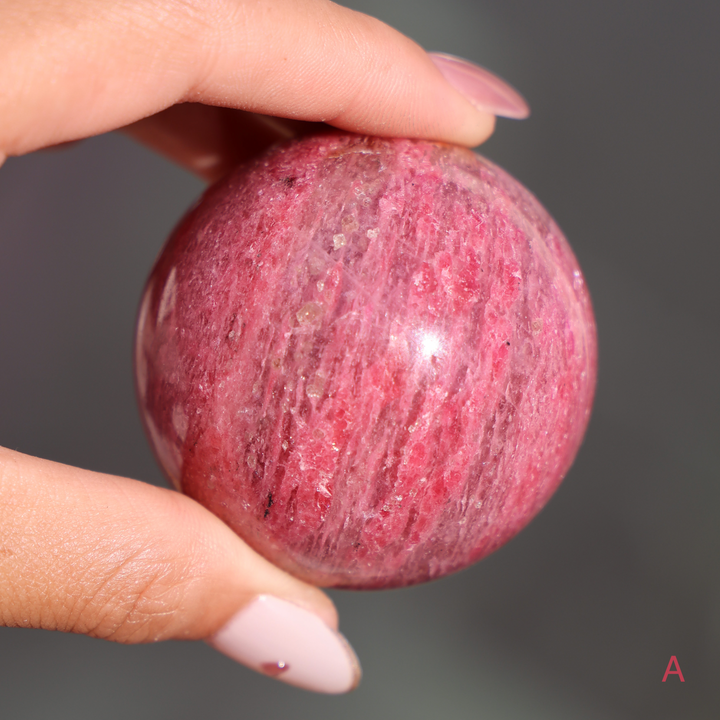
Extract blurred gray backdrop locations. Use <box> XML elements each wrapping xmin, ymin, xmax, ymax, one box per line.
<box><xmin>1</xmin><ymin>1</ymin><xmax>718</xmax><ymax>718</ymax></box>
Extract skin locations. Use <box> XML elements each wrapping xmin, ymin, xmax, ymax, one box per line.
<box><xmin>0</xmin><ymin>0</ymin><xmax>496</xmax><ymax>657</ymax></box>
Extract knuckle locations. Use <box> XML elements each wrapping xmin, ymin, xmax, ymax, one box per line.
<box><xmin>69</xmin><ymin>548</ymin><xmax>193</xmax><ymax>644</ymax></box>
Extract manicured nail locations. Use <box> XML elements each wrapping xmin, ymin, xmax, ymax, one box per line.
<box><xmin>429</xmin><ymin>52</ymin><xmax>530</xmax><ymax>119</ymax></box>
<box><xmin>207</xmin><ymin>595</ymin><xmax>361</xmax><ymax>694</ymax></box>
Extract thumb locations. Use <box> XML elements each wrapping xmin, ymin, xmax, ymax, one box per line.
<box><xmin>0</xmin><ymin>447</ymin><xmax>360</xmax><ymax>694</ymax></box>
<box><xmin>0</xmin><ymin>0</ymin><xmax>518</xmax><ymax>158</ymax></box>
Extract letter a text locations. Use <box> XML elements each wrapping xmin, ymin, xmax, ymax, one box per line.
<box><xmin>662</xmin><ymin>656</ymin><xmax>684</xmax><ymax>682</ymax></box>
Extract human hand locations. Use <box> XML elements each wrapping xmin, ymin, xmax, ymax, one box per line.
<box><xmin>0</xmin><ymin>0</ymin><xmax>528</xmax><ymax>694</ymax></box>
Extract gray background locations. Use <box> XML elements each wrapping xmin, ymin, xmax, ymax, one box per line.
<box><xmin>1</xmin><ymin>0</ymin><xmax>718</xmax><ymax>717</ymax></box>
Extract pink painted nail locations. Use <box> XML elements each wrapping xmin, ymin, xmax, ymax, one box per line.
<box><xmin>206</xmin><ymin>595</ymin><xmax>361</xmax><ymax>694</ymax></box>
<box><xmin>429</xmin><ymin>52</ymin><xmax>530</xmax><ymax>119</ymax></box>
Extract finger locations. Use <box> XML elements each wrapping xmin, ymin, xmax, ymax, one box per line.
<box><xmin>0</xmin><ymin>0</ymin><xmax>530</xmax><ymax>160</ymax></box>
<box><xmin>0</xmin><ymin>447</ymin><xmax>360</xmax><ymax>694</ymax></box>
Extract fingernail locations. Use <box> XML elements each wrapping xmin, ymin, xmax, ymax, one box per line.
<box><xmin>207</xmin><ymin>595</ymin><xmax>361</xmax><ymax>694</ymax></box>
<box><xmin>429</xmin><ymin>52</ymin><xmax>530</xmax><ymax>119</ymax></box>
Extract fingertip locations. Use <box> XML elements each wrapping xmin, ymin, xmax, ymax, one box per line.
<box><xmin>459</xmin><ymin>110</ymin><xmax>497</xmax><ymax>148</ymax></box>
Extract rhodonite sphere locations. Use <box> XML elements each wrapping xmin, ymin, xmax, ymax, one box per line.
<box><xmin>135</xmin><ymin>133</ymin><xmax>597</xmax><ymax>589</ymax></box>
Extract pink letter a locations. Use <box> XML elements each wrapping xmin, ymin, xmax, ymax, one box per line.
<box><xmin>662</xmin><ymin>656</ymin><xmax>685</xmax><ymax>682</ymax></box>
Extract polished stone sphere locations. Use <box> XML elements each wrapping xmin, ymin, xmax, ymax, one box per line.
<box><xmin>135</xmin><ymin>133</ymin><xmax>597</xmax><ymax>588</ymax></box>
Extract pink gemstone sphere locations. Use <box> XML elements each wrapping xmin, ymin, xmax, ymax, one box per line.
<box><xmin>135</xmin><ymin>133</ymin><xmax>597</xmax><ymax>589</ymax></box>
